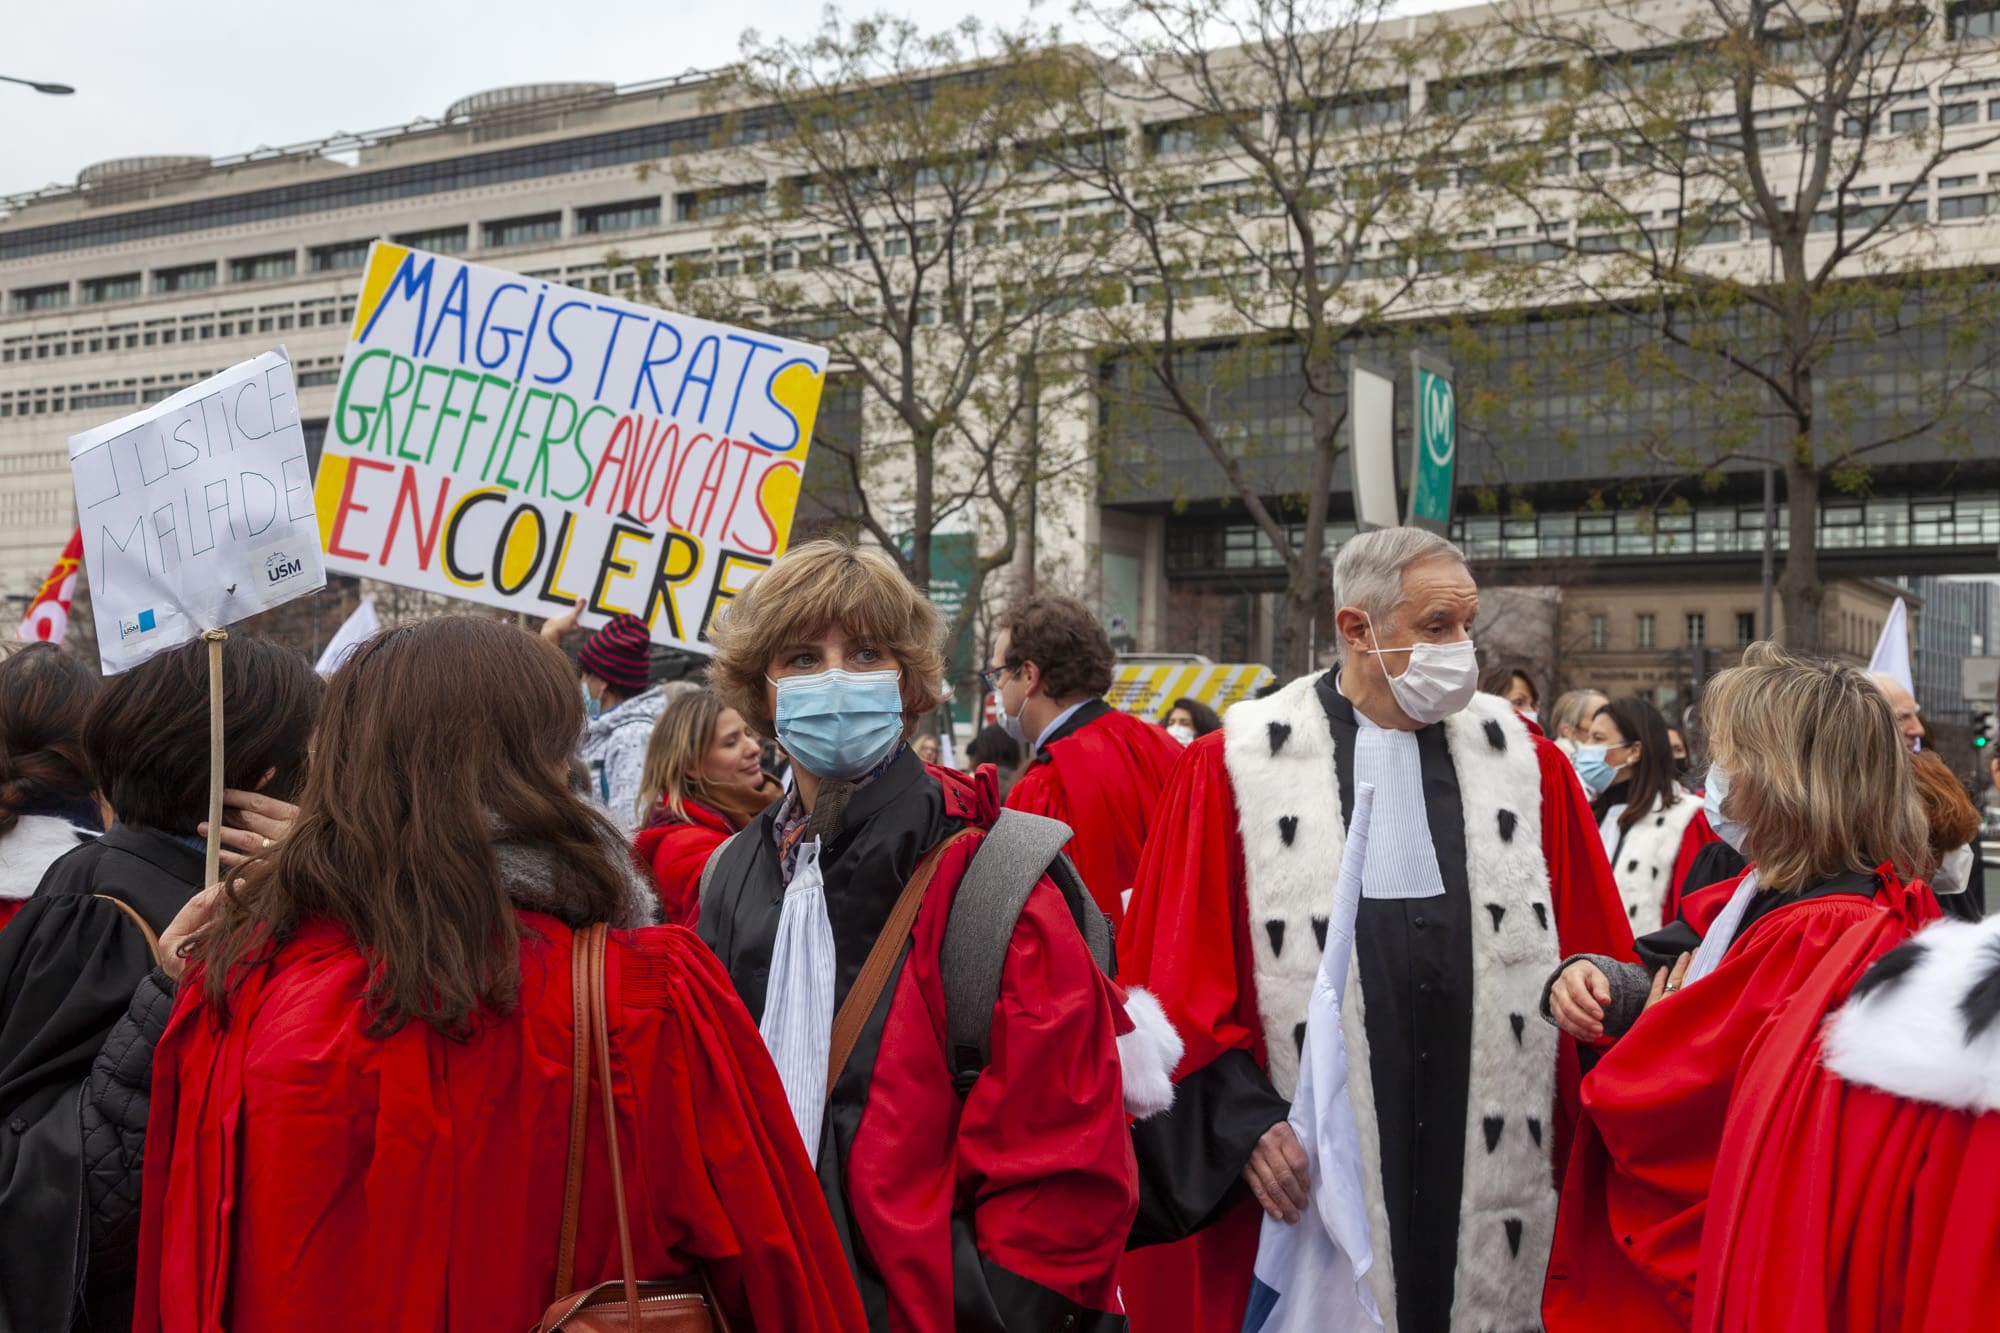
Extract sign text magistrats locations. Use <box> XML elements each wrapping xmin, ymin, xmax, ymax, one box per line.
<box><xmin>315</xmin><ymin>243</ymin><xmax>829</xmax><ymax>650</ymax></box>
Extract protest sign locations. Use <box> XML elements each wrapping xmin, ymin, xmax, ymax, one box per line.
<box><xmin>315</xmin><ymin>243</ymin><xmax>829</xmax><ymax>650</ymax></box>
<box><xmin>69</xmin><ymin>348</ymin><xmax>325</xmax><ymax>674</ymax></box>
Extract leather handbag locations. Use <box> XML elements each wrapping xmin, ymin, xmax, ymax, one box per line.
<box><xmin>531</xmin><ymin>924</ymin><xmax>736</xmax><ymax>1332</ymax></box>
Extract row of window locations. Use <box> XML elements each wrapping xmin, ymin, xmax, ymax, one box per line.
<box><xmin>1584</xmin><ymin>609</ymin><xmax>1758</xmax><ymax>652</ymax></box>
<box><xmin>1161</xmin><ymin>496</ymin><xmax>2000</xmax><ymax>579</ymax></box>
<box><xmin>3</xmin><ymin>199</ymin><xmax>667</xmax><ymax>315</ymax></box>
<box><xmin>0</xmin><ymin>352</ymin><xmax>345</xmax><ymax>419</ymax></box>
<box><xmin>1</xmin><ymin>296</ymin><xmax>355</xmax><ymax>367</ymax></box>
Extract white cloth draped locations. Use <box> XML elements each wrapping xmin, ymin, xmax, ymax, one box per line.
<box><xmin>1245</xmin><ymin>782</ymin><xmax>1384</xmax><ymax>1333</ymax></box>
<box><xmin>1687</xmin><ymin>867</ymin><xmax>1761</xmax><ymax>985</ymax></box>
<box><xmin>757</xmin><ymin>837</ymin><xmax>837</xmax><ymax>1162</ymax></box>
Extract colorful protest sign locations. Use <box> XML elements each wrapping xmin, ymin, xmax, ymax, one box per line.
<box><xmin>68</xmin><ymin>349</ymin><xmax>325</xmax><ymax>673</ymax></box>
<box><xmin>1105</xmin><ymin>662</ymin><xmax>1276</xmax><ymax>721</ymax></box>
<box><xmin>315</xmin><ymin>243</ymin><xmax>828</xmax><ymax>649</ymax></box>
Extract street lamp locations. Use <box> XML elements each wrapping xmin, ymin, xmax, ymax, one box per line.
<box><xmin>0</xmin><ymin>75</ymin><xmax>75</xmax><ymax>95</ymax></box>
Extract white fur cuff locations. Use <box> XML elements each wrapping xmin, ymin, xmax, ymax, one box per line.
<box><xmin>1119</xmin><ymin>987</ymin><xmax>1184</xmax><ymax>1120</ymax></box>
<box><xmin>1824</xmin><ymin>916</ymin><xmax>2000</xmax><ymax>1114</ymax></box>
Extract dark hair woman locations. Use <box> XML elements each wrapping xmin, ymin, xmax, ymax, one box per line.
<box><xmin>132</xmin><ymin>618</ymin><xmax>860</xmax><ymax>1331</ymax></box>
<box><xmin>0</xmin><ymin>634</ymin><xmax>321</xmax><ymax>1333</ymax></box>
<box><xmin>0</xmin><ymin>643</ymin><xmax>100</xmax><ymax>928</ymax></box>
<box><xmin>1164</xmin><ymin>696</ymin><xmax>1222</xmax><ymax>744</ymax></box>
<box><xmin>1574</xmin><ymin>696</ymin><xmax>1717</xmax><ymax>930</ymax></box>
<box><xmin>632</xmin><ymin>688</ymin><xmax>782</xmax><ymax>926</ymax></box>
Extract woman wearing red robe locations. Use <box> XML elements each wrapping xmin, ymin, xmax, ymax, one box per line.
<box><xmin>698</xmin><ymin>540</ymin><xmax>1139</xmax><ymax>1332</ymax></box>
<box><xmin>131</xmin><ymin>617</ymin><xmax>864</xmax><ymax>1332</ymax></box>
<box><xmin>632</xmin><ymin>688</ymin><xmax>783</xmax><ymax>926</ymax></box>
<box><xmin>1542</xmin><ymin>642</ymin><xmax>1937</xmax><ymax>1333</ymax></box>
<box><xmin>1696</xmin><ymin>911</ymin><xmax>2000</xmax><ymax>1333</ymax></box>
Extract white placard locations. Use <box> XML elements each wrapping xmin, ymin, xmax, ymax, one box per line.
<box><xmin>1349</xmin><ymin>361</ymin><xmax>1397</xmax><ymax>532</ymax></box>
<box><xmin>68</xmin><ymin>348</ymin><xmax>325</xmax><ymax>673</ymax></box>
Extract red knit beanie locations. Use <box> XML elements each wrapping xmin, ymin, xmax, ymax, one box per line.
<box><xmin>577</xmin><ymin>614</ymin><xmax>653</xmax><ymax>694</ymax></box>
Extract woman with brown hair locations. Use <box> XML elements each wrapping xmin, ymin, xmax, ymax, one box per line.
<box><xmin>632</xmin><ymin>688</ymin><xmax>782</xmax><ymax>926</ymax></box>
<box><xmin>0</xmin><ymin>643</ymin><xmax>100</xmax><ymax>926</ymax></box>
<box><xmin>697</xmin><ymin>540</ymin><xmax>1138</xmax><ymax>1332</ymax></box>
<box><xmin>1540</xmin><ymin>643</ymin><xmax>1937</xmax><ymax>1332</ymax></box>
<box><xmin>129</xmin><ymin>618</ymin><xmax>862</xmax><ymax>1332</ymax></box>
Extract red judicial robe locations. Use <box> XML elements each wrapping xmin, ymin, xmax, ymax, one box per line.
<box><xmin>698</xmin><ymin>751</ymin><xmax>1137</xmax><ymax>1332</ymax></box>
<box><xmin>133</xmin><ymin>916</ymin><xmax>865</xmax><ymax>1332</ymax></box>
<box><xmin>1118</xmin><ymin>681</ymin><xmax>1631</xmax><ymax>1333</ymax></box>
<box><xmin>1543</xmin><ymin>865</ymin><xmax>1937</xmax><ymax>1333</ymax></box>
<box><xmin>633</xmin><ymin>799</ymin><xmax>733</xmax><ymax>926</ymax></box>
<box><xmin>1005</xmin><ymin>699</ymin><xmax>1187</xmax><ymax>932</ymax></box>
<box><xmin>1696</xmin><ymin>912</ymin><xmax>2000</xmax><ymax>1333</ymax></box>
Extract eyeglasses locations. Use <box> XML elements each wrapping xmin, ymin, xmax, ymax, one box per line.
<box><xmin>979</xmin><ymin>665</ymin><xmax>1015</xmax><ymax>695</ymax></box>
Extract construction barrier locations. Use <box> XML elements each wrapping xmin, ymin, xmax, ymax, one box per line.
<box><xmin>1106</xmin><ymin>662</ymin><xmax>1276</xmax><ymax>722</ymax></box>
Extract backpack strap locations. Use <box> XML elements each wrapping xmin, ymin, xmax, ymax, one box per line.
<box><xmin>939</xmin><ymin>810</ymin><xmax>1113</xmax><ymax>1094</ymax></box>
<box><xmin>697</xmin><ymin>828</ymin><xmax>747</xmax><ymax>922</ymax></box>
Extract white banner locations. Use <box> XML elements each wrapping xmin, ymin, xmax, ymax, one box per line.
<box><xmin>68</xmin><ymin>348</ymin><xmax>325</xmax><ymax>673</ymax></box>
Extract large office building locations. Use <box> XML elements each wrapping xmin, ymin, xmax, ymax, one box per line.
<box><xmin>3</xmin><ymin>0</ymin><xmax>1997</xmax><ymax>738</ymax></box>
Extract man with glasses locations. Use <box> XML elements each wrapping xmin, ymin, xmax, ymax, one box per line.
<box><xmin>986</xmin><ymin>593</ymin><xmax>1187</xmax><ymax>936</ymax></box>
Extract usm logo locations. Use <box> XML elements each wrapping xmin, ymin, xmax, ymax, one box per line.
<box><xmin>265</xmin><ymin>550</ymin><xmax>304</xmax><ymax>586</ymax></box>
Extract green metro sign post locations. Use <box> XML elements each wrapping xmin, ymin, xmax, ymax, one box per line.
<box><xmin>1406</xmin><ymin>351</ymin><xmax>1456</xmax><ymax>533</ymax></box>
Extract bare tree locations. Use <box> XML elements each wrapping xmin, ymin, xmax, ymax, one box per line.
<box><xmin>659</xmin><ymin>11</ymin><xmax>1118</xmax><ymax>650</ymax></box>
<box><xmin>1492</xmin><ymin>0</ymin><xmax>2000</xmax><ymax>652</ymax></box>
<box><xmin>1039</xmin><ymin>0</ymin><xmax>1500</xmax><ymax>675</ymax></box>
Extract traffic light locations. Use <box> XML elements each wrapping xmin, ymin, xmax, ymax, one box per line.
<box><xmin>1974</xmin><ymin>707</ymin><xmax>1995</xmax><ymax>751</ymax></box>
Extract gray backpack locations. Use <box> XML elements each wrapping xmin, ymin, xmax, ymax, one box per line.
<box><xmin>698</xmin><ymin>809</ymin><xmax>1115</xmax><ymax>1094</ymax></box>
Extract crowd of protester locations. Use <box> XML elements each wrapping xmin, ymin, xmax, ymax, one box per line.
<box><xmin>0</xmin><ymin>536</ymin><xmax>1995</xmax><ymax>1332</ymax></box>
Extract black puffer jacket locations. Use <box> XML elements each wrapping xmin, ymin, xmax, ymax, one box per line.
<box><xmin>0</xmin><ymin>825</ymin><xmax>199</xmax><ymax>1333</ymax></box>
<box><xmin>76</xmin><ymin>969</ymin><xmax>176</xmax><ymax>1329</ymax></box>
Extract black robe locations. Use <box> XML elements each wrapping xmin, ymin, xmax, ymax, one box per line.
<box><xmin>0</xmin><ymin>824</ymin><xmax>202</xmax><ymax>1333</ymax></box>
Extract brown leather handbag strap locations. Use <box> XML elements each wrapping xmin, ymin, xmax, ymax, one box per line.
<box><xmin>94</xmin><ymin>895</ymin><xmax>166</xmax><ymax>968</ymax></box>
<box><xmin>553</xmin><ymin>926</ymin><xmax>594</xmax><ymax>1299</ymax></box>
<box><xmin>824</xmin><ymin>828</ymin><xmax>979</xmax><ymax>1100</ymax></box>
<box><xmin>587</xmin><ymin>923</ymin><xmax>645</xmax><ymax>1329</ymax></box>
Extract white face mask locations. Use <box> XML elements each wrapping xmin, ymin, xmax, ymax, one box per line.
<box><xmin>993</xmin><ymin>689</ymin><xmax>1026</xmax><ymax>744</ymax></box>
<box><xmin>1365</xmin><ymin>615</ymin><xmax>1478</xmax><ymax>725</ymax></box>
<box><xmin>1167</xmin><ymin>723</ymin><xmax>1196</xmax><ymax>745</ymax></box>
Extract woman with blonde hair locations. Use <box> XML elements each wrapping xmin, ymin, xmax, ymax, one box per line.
<box><xmin>1540</xmin><ymin>643</ymin><xmax>1937</xmax><ymax>1332</ymax></box>
<box><xmin>633</xmin><ymin>688</ymin><xmax>782</xmax><ymax>926</ymax></box>
<box><xmin>696</xmin><ymin>539</ymin><xmax>1138</xmax><ymax>1331</ymax></box>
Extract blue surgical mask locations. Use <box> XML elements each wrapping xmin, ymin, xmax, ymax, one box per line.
<box><xmin>580</xmin><ymin>680</ymin><xmax>601</xmax><ymax>722</ymax></box>
<box><xmin>769</xmin><ymin>668</ymin><xmax>905</xmax><ymax>780</ymax></box>
<box><xmin>1572</xmin><ymin>743</ymin><xmax>1616</xmax><ymax>798</ymax></box>
<box><xmin>1703</xmin><ymin>763</ymin><xmax>1749</xmax><ymax>854</ymax></box>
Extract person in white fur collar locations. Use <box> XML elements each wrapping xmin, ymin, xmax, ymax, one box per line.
<box><xmin>1116</xmin><ymin>525</ymin><xmax>1633</xmax><ymax>1333</ymax></box>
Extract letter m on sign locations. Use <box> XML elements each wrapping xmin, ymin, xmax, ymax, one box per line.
<box><xmin>354</xmin><ymin>245</ymin><xmax>433</xmax><ymax>354</ymax></box>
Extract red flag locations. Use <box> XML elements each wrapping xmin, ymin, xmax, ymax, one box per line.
<box><xmin>17</xmin><ymin>528</ymin><xmax>82</xmax><ymax>644</ymax></box>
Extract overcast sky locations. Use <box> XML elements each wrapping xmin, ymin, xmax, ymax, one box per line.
<box><xmin>1</xmin><ymin>0</ymin><xmax>1458</xmax><ymax>199</ymax></box>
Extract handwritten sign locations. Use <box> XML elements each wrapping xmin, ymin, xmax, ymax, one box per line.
<box><xmin>69</xmin><ymin>349</ymin><xmax>324</xmax><ymax>673</ymax></box>
<box><xmin>314</xmin><ymin>243</ymin><xmax>828</xmax><ymax>650</ymax></box>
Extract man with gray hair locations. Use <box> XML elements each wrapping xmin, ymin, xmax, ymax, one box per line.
<box><xmin>1116</xmin><ymin>526</ymin><xmax>1633</xmax><ymax>1333</ymax></box>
